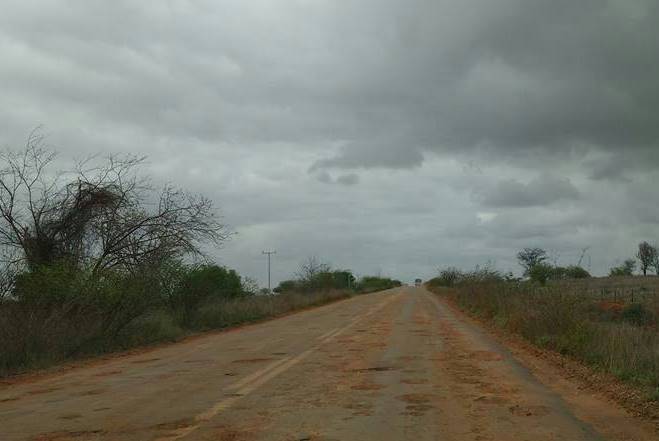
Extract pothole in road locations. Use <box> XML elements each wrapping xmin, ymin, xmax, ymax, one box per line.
<box><xmin>403</xmin><ymin>403</ymin><xmax>435</xmax><ymax>416</ymax></box>
<box><xmin>351</xmin><ymin>366</ymin><xmax>397</xmax><ymax>373</ymax></box>
<box><xmin>231</xmin><ymin>358</ymin><xmax>274</xmax><ymax>364</ymax></box>
<box><xmin>509</xmin><ymin>404</ymin><xmax>551</xmax><ymax>417</ymax></box>
<box><xmin>211</xmin><ymin>425</ymin><xmax>255</xmax><ymax>441</ymax></box>
<box><xmin>184</xmin><ymin>358</ymin><xmax>214</xmax><ymax>364</ymax></box>
<box><xmin>93</xmin><ymin>370</ymin><xmax>122</xmax><ymax>377</ymax></box>
<box><xmin>28</xmin><ymin>387</ymin><xmax>60</xmax><ymax>395</ymax></box>
<box><xmin>351</xmin><ymin>383</ymin><xmax>384</xmax><ymax>391</ymax></box>
<box><xmin>131</xmin><ymin>358</ymin><xmax>160</xmax><ymax>364</ymax></box>
<box><xmin>152</xmin><ymin>418</ymin><xmax>194</xmax><ymax>431</ymax></box>
<box><xmin>474</xmin><ymin>395</ymin><xmax>509</xmax><ymax>405</ymax></box>
<box><xmin>57</xmin><ymin>413</ymin><xmax>82</xmax><ymax>420</ymax></box>
<box><xmin>77</xmin><ymin>389</ymin><xmax>106</xmax><ymax>397</ymax></box>
<box><xmin>32</xmin><ymin>430</ymin><xmax>105</xmax><ymax>440</ymax></box>
<box><xmin>401</xmin><ymin>378</ymin><xmax>428</xmax><ymax>385</ymax></box>
<box><xmin>397</xmin><ymin>393</ymin><xmax>434</xmax><ymax>404</ymax></box>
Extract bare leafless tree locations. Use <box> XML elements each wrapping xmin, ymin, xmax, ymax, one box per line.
<box><xmin>0</xmin><ymin>249</ymin><xmax>20</xmax><ymax>300</ymax></box>
<box><xmin>296</xmin><ymin>256</ymin><xmax>331</xmax><ymax>283</ymax></box>
<box><xmin>0</xmin><ymin>134</ymin><xmax>229</xmax><ymax>273</ymax></box>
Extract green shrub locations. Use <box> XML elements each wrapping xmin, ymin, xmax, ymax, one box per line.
<box><xmin>529</xmin><ymin>263</ymin><xmax>553</xmax><ymax>285</ymax></box>
<box><xmin>433</xmin><ymin>267</ymin><xmax>463</xmax><ymax>287</ymax></box>
<box><xmin>275</xmin><ymin>270</ymin><xmax>356</xmax><ymax>294</ymax></box>
<box><xmin>194</xmin><ymin>290</ymin><xmax>352</xmax><ymax>331</ymax></box>
<box><xmin>0</xmin><ymin>260</ymin><xmax>361</xmax><ymax>377</ymax></box>
<box><xmin>168</xmin><ymin>264</ymin><xmax>248</xmax><ymax>326</ymax></box>
<box><xmin>116</xmin><ymin>311</ymin><xmax>185</xmax><ymax>347</ymax></box>
<box><xmin>549</xmin><ymin>265</ymin><xmax>591</xmax><ymax>280</ymax></box>
<box><xmin>621</xmin><ymin>303</ymin><xmax>654</xmax><ymax>326</ymax></box>
<box><xmin>0</xmin><ymin>252</ymin><xmax>367</xmax><ymax>378</ymax></box>
<box><xmin>274</xmin><ymin>279</ymin><xmax>302</xmax><ymax>294</ymax></box>
<box><xmin>565</xmin><ymin>265</ymin><xmax>591</xmax><ymax>279</ymax></box>
<box><xmin>0</xmin><ymin>263</ymin><xmax>167</xmax><ymax>374</ymax></box>
<box><xmin>610</xmin><ymin>259</ymin><xmax>637</xmax><ymax>277</ymax></box>
<box><xmin>329</xmin><ymin>271</ymin><xmax>356</xmax><ymax>290</ymax></box>
<box><xmin>357</xmin><ymin>276</ymin><xmax>402</xmax><ymax>293</ymax></box>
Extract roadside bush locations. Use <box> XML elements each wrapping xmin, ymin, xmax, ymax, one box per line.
<box><xmin>621</xmin><ymin>303</ymin><xmax>655</xmax><ymax>326</ymax></box>
<box><xmin>0</xmin><ymin>257</ymin><xmax>366</xmax><ymax>377</ymax></box>
<box><xmin>275</xmin><ymin>269</ymin><xmax>356</xmax><ymax>294</ymax></box>
<box><xmin>0</xmin><ymin>263</ymin><xmax>167</xmax><ymax>373</ymax></box>
<box><xmin>434</xmin><ymin>267</ymin><xmax>463</xmax><ymax>287</ymax></box>
<box><xmin>462</xmin><ymin>264</ymin><xmax>507</xmax><ymax>285</ymax></box>
<box><xmin>0</xmin><ymin>142</ymin><xmax>234</xmax><ymax>376</ymax></box>
<box><xmin>274</xmin><ymin>279</ymin><xmax>302</xmax><ymax>294</ymax></box>
<box><xmin>549</xmin><ymin>265</ymin><xmax>591</xmax><ymax>280</ymax></box>
<box><xmin>357</xmin><ymin>276</ymin><xmax>402</xmax><ymax>293</ymax></box>
<box><xmin>194</xmin><ymin>290</ymin><xmax>352</xmax><ymax>331</ymax></box>
<box><xmin>610</xmin><ymin>259</ymin><xmax>637</xmax><ymax>277</ymax></box>
<box><xmin>565</xmin><ymin>265</ymin><xmax>591</xmax><ymax>279</ymax></box>
<box><xmin>529</xmin><ymin>263</ymin><xmax>553</xmax><ymax>285</ymax></box>
<box><xmin>428</xmin><ymin>281</ymin><xmax>659</xmax><ymax>400</ymax></box>
<box><xmin>115</xmin><ymin>311</ymin><xmax>185</xmax><ymax>348</ymax></box>
<box><xmin>430</xmin><ymin>265</ymin><xmax>511</xmax><ymax>288</ymax></box>
<box><xmin>168</xmin><ymin>264</ymin><xmax>248</xmax><ymax>326</ymax></box>
<box><xmin>329</xmin><ymin>271</ymin><xmax>357</xmax><ymax>290</ymax></box>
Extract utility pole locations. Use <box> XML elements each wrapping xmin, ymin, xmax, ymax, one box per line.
<box><xmin>262</xmin><ymin>250</ymin><xmax>276</xmax><ymax>293</ymax></box>
<box><xmin>577</xmin><ymin>247</ymin><xmax>590</xmax><ymax>267</ymax></box>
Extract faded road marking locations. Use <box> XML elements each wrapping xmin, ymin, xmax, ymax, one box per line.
<box><xmin>155</xmin><ymin>293</ymin><xmax>401</xmax><ymax>441</ymax></box>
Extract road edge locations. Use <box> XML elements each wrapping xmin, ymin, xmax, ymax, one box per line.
<box><xmin>428</xmin><ymin>288</ymin><xmax>659</xmax><ymax>435</ymax></box>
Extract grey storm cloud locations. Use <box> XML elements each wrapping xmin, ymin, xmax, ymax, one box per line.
<box><xmin>1</xmin><ymin>0</ymin><xmax>658</xmax><ymax>284</ymax></box>
<box><xmin>3</xmin><ymin>0</ymin><xmax>658</xmax><ymax>167</ymax></box>
<box><xmin>314</xmin><ymin>171</ymin><xmax>360</xmax><ymax>186</ymax></box>
<box><xmin>479</xmin><ymin>175</ymin><xmax>580</xmax><ymax>208</ymax></box>
<box><xmin>311</xmin><ymin>141</ymin><xmax>424</xmax><ymax>171</ymax></box>
<box><xmin>306</xmin><ymin>0</ymin><xmax>659</xmax><ymax>170</ymax></box>
<box><xmin>336</xmin><ymin>174</ymin><xmax>360</xmax><ymax>186</ymax></box>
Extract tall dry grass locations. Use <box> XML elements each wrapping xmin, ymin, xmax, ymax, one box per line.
<box><xmin>429</xmin><ymin>282</ymin><xmax>659</xmax><ymax>401</ymax></box>
<box><xmin>0</xmin><ymin>289</ymin><xmax>354</xmax><ymax>377</ymax></box>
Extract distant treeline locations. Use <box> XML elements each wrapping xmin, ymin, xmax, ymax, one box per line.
<box><xmin>274</xmin><ymin>256</ymin><xmax>402</xmax><ymax>294</ymax></box>
<box><xmin>430</xmin><ymin>243</ymin><xmax>659</xmax><ymax>288</ymax></box>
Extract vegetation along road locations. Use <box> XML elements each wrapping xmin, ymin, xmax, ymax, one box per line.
<box><xmin>1</xmin><ymin>287</ymin><xmax>656</xmax><ymax>441</ymax></box>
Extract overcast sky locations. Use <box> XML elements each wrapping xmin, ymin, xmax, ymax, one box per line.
<box><xmin>2</xmin><ymin>1</ymin><xmax>659</xmax><ymax>285</ymax></box>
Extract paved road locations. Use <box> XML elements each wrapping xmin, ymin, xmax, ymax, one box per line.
<box><xmin>1</xmin><ymin>287</ymin><xmax>655</xmax><ymax>440</ymax></box>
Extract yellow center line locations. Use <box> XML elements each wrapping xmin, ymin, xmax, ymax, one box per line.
<box><xmin>316</xmin><ymin>327</ymin><xmax>341</xmax><ymax>341</ymax></box>
<box><xmin>155</xmin><ymin>292</ymin><xmax>401</xmax><ymax>441</ymax></box>
<box><xmin>225</xmin><ymin>357</ymin><xmax>293</xmax><ymax>392</ymax></box>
